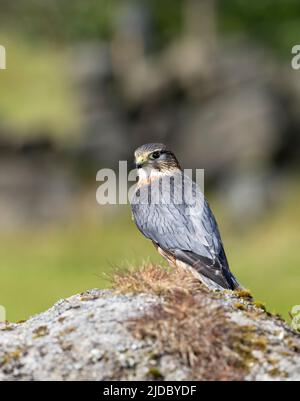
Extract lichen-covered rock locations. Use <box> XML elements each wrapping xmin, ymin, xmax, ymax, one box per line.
<box><xmin>0</xmin><ymin>288</ymin><xmax>299</xmax><ymax>381</ymax></box>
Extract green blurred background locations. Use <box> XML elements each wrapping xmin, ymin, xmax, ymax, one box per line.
<box><xmin>0</xmin><ymin>0</ymin><xmax>299</xmax><ymax>322</ymax></box>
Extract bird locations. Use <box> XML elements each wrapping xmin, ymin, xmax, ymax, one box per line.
<box><xmin>130</xmin><ymin>143</ymin><xmax>242</xmax><ymax>291</ymax></box>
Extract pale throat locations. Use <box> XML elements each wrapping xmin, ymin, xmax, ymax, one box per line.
<box><xmin>137</xmin><ymin>165</ymin><xmax>180</xmax><ymax>186</ymax></box>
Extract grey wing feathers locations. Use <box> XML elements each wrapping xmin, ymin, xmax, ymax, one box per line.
<box><xmin>173</xmin><ymin>246</ymin><xmax>238</xmax><ymax>290</ymax></box>
<box><xmin>131</xmin><ymin>173</ymin><xmax>239</xmax><ymax>290</ymax></box>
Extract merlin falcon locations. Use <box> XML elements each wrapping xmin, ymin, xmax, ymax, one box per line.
<box><xmin>130</xmin><ymin>143</ymin><xmax>241</xmax><ymax>291</ymax></box>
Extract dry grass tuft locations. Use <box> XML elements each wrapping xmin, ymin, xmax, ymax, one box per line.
<box><xmin>111</xmin><ymin>264</ymin><xmax>250</xmax><ymax>380</ymax></box>
<box><xmin>110</xmin><ymin>263</ymin><xmax>209</xmax><ymax>298</ymax></box>
<box><xmin>129</xmin><ymin>290</ymin><xmax>246</xmax><ymax>380</ymax></box>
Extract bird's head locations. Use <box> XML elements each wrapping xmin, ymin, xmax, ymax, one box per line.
<box><xmin>134</xmin><ymin>143</ymin><xmax>181</xmax><ymax>178</ymax></box>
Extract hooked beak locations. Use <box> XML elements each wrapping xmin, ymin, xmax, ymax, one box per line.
<box><xmin>135</xmin><ymin>156</ymin><xmax>145</xmax><ymax>169</ymax></box>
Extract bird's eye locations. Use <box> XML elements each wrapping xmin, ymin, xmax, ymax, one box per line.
<box><xmin>150</xmin><ymin>151</ymin><xmax>160</xmax><ymax>160</ymax></box>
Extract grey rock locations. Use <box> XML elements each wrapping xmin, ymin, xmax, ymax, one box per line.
<box><xmin>0</xmin><ymin>288</ymin><xmax>299</xmax><ymax>381</ymax></box>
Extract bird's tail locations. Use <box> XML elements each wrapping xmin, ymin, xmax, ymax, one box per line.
<box><xmin>174</xmin><ymin>248</ymin><xmax>241</xmax><ymax>291</ymax></box>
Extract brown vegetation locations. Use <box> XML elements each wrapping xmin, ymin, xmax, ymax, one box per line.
<box><xmin>112</xmin><ymin>264</ymin><xmax>254</xmax><ymax>380</ymax></box>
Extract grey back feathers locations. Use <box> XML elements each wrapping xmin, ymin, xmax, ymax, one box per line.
<box><xmin>131</xmin><ymin>169</ymin><xmax>240</xmax><ymax>290</ymax></box>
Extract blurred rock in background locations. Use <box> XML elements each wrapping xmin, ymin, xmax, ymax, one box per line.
<box><xmin>0</xmin><ymin>134</ymin><xmax>78</xmax><ymax>228</ymax></box>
